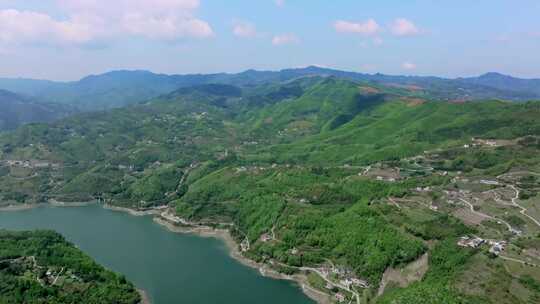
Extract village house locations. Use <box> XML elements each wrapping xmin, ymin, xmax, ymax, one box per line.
<box><xmin>240</xmin><ymin>239</ymin><xmax>250</xmax><ymax>252</ymax></box>
<box><xmin>480</xmin><ymin>180</ymin><xmax>499</xmax><ymax>185</ymax></box>
<box><xmin>335</xmin><ymin>293</ymin><xmax>346</xmax><ymax>303</ymax></box>
<box><xmin>488</xmin><ymin>240</ymin><xmax>507</xmax><ymax>256</ymax></box>
<box><xmin>332</xmin><ymin>267</ymin><xmax>346</xmax><ymax>276</ymax></box>
<box><xmin>260</xmin><ymin>233</ymin><xmax>272</xmax><ymax>242</ymax></box>
<box><xmin>351</xmin><ymin>278</ymin><xmax>369</xmax><ymax>288</ymax></box>
<box><xmin>457</xmin><ymin>236</ymin><xmax>485</xmax><ymax>248</ymax></box>
<box><xmin>510</xmin><ymin>228</ymin><xmax>523</xmax><ymax>236</ymax></box>
<box><xmin>340</xmin><ymin>278</ymin><xmax>353</xmax><ymax>289</ymax></box>
<box><xmin>236</xmin><ymin>166</ymin><xmax>248</xmax><ymax>173</ymax></box>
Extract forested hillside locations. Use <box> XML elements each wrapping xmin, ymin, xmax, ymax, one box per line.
<box><xmin>0</xmin><ymin>230</ymin><xmax>141</xmax><ymax>304</ymax></box>
<box><xmin>1</xmin><ymin>77</ymin><xmax>540</xmax><ymax>303</ymax></box>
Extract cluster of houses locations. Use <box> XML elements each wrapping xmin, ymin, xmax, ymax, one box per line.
<box><xmin>470</xmin><ymin>138</ymin><xmax>499</xmax><ymax>147</ymax></box>
<box><xmin>321</xmin><ymin>266</ymin><xmax>369</xmax><ymax>289</ymax></box>
<box><xmin>457</xmin><ymin>236</ymin><xmax>507</xmax><ymax>256</ymax></box>
<box><xmin>2</xmin><ymin>159</ymin><xmax>59</xmax><ymax>170</ymax></box>
<box><xmin>334</xmin><ymin>292</ymin><xmax>346</xmax><ymax>302</ymax></box>
<box><xmin>240</xmin><ymin>238</ymin><xmax>250</xmax><ymax>252</ymax></box>
<box><xmin>415</xmin><ymin>186</ymin><xmax>432</xmax><ymax>192</ymax></box>
<box><xmin>235</xmin><ymin>166</ymin><xmax>270</xmax><ymax>174</ymax></box>
<box><xmin>488</xmin><ymin>240</ymin><xmax>507</xmax><ymax>256</ymax></box>
<box><xmin>479</xmin><ymin>179</ymin><xmax>500</xmax><ymax>186</ymax></box>
<box><xmin>458</xmin><ymin>236</ymin><xmax>486</xmax><ymax>248</ymax></box>
<box><xmin>319</xmin><ymin>266</ymin><xmax>369</xmax><ymax>303</ymax></box>
<box><xmin>339</xmin><ymin>277</ymin><xmax>369</xmax><ymax>289</ymax></box>
<box><xmin>376</xmin><ymin>176</ymin><xmax>397</xmax><ymax>182</ymax></box>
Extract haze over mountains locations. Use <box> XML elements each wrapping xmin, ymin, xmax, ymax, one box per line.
<box><xmin>1</xmin><ymin>68</ymin><xmax>540</xmax><ymax>304</ymax></box>
<box><xmin>0</xmin><ymin>89</ymin><xmax>76</xmax><ymax>130</ymax></box>
<box><xmin>0</xmin><ymin>67</ymin><xmax>539</xmax><ymax>114</ymax></box>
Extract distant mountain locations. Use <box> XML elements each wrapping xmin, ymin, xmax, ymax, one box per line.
<box><xmin>1</xmin><ymin>77</ymin><xmax>540</xmax><ymax>303</ymax></box>
<box><xmin>1</xmin><ymin>67</ymin><xmax>539</xmax><ymax>111</ymax></box>
<box><xmin>460</xmin><ymin>72</ymin><xmax>540</xmax><ymax>96</ymax></box>
<box><xmin>0</xmin><ymin>89</ymin><xmax>76</xmax><ymax>130</ymax></box>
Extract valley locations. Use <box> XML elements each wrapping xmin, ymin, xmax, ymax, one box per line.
<box><xmin>0</xmin><ymin>75</ymin><xmax>539</xmax><ymax>303</ymax></box>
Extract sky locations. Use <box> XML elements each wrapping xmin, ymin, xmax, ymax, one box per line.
<box><xmin>0</xmin><ymin>0</ymin><xmax>539</xmax><ymax>81</ymax></box>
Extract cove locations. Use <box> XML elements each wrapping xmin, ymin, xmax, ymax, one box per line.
<box><xmin>0</xmin><ymin>205</ymin><xmax>314</xmax><ymax>304</ymax></box>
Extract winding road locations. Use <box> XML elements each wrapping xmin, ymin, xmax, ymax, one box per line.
<box><xmin>508</xmin><ymin>185</ymin><xmax>540</xmax><ymax>228</ymax></box>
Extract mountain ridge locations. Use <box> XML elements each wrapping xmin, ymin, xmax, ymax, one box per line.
<box><xmin>1</xmin><ymin>67</ymin><xmax>539</xmax><ymax>112</ymax></box>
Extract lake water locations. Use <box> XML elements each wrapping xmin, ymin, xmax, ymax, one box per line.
<box><xmin>0</xmin><ymin>205</ymin><xmax>314</xmax><ymax>304</ymax></box>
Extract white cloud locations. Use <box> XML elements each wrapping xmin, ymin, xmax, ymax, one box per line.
<box><xmin>334</xmin><ymin>19</ymin><xmax>380</xmax><ymax>36</ymax></box>
<box><xmin>122</xmin><ymin>13</ymin><xmax>212</xmax><ymax>40</ymax></box>
<box><xmin>232</xmin><ymin>20</ymin><xmax>257</xmax><ymax>38</ymax></box>
<box><xmin>390</xmin><ymin>18</ymin><xmax>420</xmax><ymax>36</ymax></box>
<box><xmin>0</xmin><ymin>0</ymin><xmax>213</xmax><ymax>46</ymax></box>
<box><xmin>0</xmin><ymin>9</ymin><xmax>99</xmax><ymax>45</ymax></box>
<box><xmin>275</xmin><ymin>0</ymin><xmax>285</xmax><ymax>7</ymax></box>
<box><xmin>402</xmin><ymin>62</ymin><xmax>417</xmax><ymax>70</ymax></box>
<box><xmin>272</xmin><ymin>33</ymin><xmax>299</xmax><ymax>45</ymax></box>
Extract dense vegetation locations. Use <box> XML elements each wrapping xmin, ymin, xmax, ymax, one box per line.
<box><xmin>1</xmin><ymin>76</ymin><xmax>540</xmax><ymax>303</ymax></box>
<box><xmin>0</xmin><ymin>230</ymin><xmax>140</xmax><ymax>304</ymax></box>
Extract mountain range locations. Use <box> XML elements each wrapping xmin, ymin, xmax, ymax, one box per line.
<box><xmin>1</xmin><ymin>74</ymin><xmax>540</xmax><ymax>304</ymax></box>
<box><xmin>0</xmin><ymin>67</ymin><xmax>539</xmax><ymax>112</ymax></box>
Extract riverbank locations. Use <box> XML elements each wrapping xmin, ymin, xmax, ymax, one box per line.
<box><xmin>103</xmin><ymin>204</ymin><xmax>164</xmax><ymax>217</ymax></box>
<box><xmin>153</xmin><ymin>216</ymin><xmax>333</xmax><ymax>304</ymax></box>
<box><xmin>48</xmin><ymin>199</ymin><xmax>97</xmax><ymax>208</ymax></box>
<box><xmin>0</xmin><ymin>204</ymin><xmax>38</xmax><ymax>212</ymax></box>
<box><xmin>137</xmin><ymin>289</ymin><xmax>151</xmax><ymax>304</ymax></box>
<box><xmin>0</xmin><ymin>200</ymin><xmax>96</xmax><ymax>211</ymax></box>
<box><xmin>0</xmin><ymin>202</ymin><xmax>331</xmax><ymax>304</ymax></box>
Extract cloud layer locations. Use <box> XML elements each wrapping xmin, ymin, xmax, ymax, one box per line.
<box><xmin>402</xmin><ymin>62</ymin><xmax>417</xmax><ymax>70</ymax></box>
<box><xmin>334</xmin><ymin>19</ymin><xmax>380</xmax><ymax>36</ymax></box>
<box><xmin>233</xmin><ymin>20</ymin><xmax>257</xmax><ymax>38</ymax></box>
<box><xmin>0</xmin><ymin>0</ymin><xmax>213</xmax><ymax>46</ymax></box>
<box><xmin>390</xmin><ymin>18</ymin><xmax>420</xmax><ymax>36</ymax></box>
<box><xmin>334</xmin><ymin>18</ymin><xmax>421</xmax><ymax>38</ymax></box>
<box><xmin>272</xmin><ymin>33</ymin><xmax>299</xmax><ymax>45</ymax></box>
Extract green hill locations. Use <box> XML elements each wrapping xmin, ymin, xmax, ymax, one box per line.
<box><xmin>1</xmin><ymin>67</ymin><xmax>540</xmax><ymax>112</ymax></box>
<box><xmin>0</xmin><ymin>230</ymin><xmax>140</xmax><ymax>304</ymax></box>
<box><xmin>1</xmin><ymin>77</ymin><xmax>540</xmax><ymax>303</ymax></box>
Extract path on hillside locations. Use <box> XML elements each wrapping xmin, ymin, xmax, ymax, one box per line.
<box><xmin>499</xmin><ymin>255</ymin><xmax>540</xmax><ymax>268</ymax></box>
<box><xmin>458</xmin><ymin>198</ymin><xmax>514</xmax><ymax>233</ymax></box>
<box><xmin>508</xmin><ymin>185</ymin><xmax>540</xmax><ymax>228</ymax></box>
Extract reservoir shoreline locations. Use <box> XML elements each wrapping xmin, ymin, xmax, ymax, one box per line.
<box><xmin>0</xmin><ymin>203</ymin><xmax>330</xmax><ymax>304</ymax></box>
<box><xmin>153</xmin><ymin>217</ymin><xmax>332</xmax><ymax>304</ymax></box>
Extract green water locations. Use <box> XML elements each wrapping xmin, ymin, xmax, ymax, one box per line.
<box><xmin>0</xmin><ymin>205</ymin><xmax>314</xmax><ymax>304</ymax></box>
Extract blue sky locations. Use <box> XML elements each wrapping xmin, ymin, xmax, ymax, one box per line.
<box><xmin>0</xmin><ymin>0</ymin><xmax>539</xmax><ymax>80</ymax></box>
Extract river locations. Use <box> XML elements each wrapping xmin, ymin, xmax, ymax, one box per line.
<box><xmin>0</xmin><ymin>205</ymin><xmax>314</xmax><ymax>304</ymax></box>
